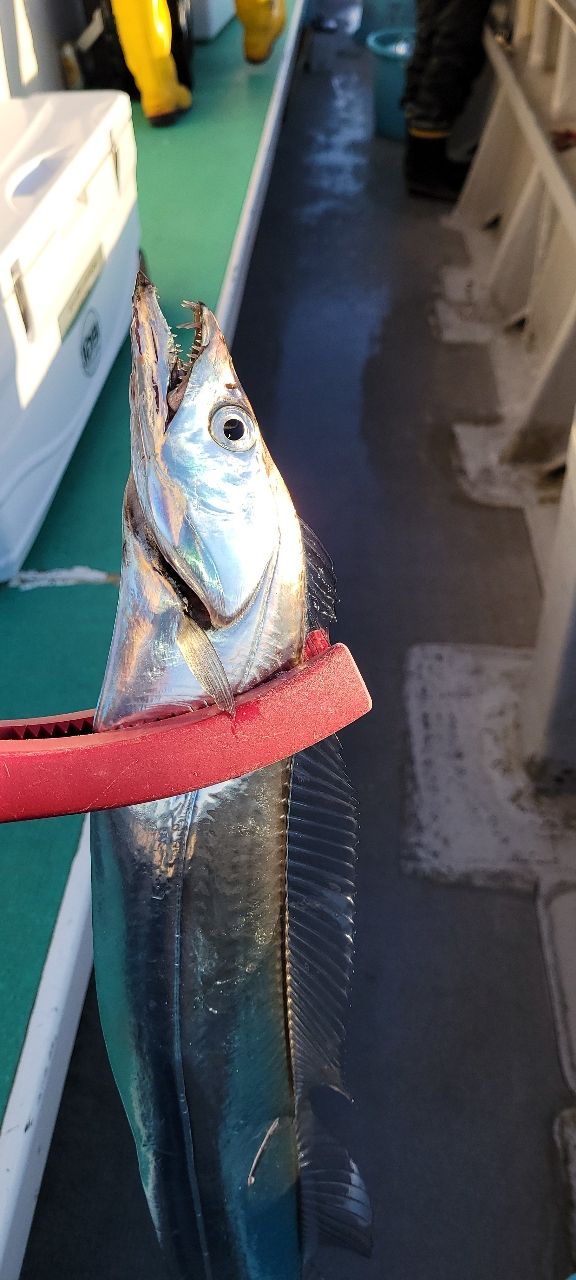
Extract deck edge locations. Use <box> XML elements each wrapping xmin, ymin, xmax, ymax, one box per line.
<box><xmin>0</xmin><ymin>819</ymin><xmax>92</xmax><ymax>1280</ymax></box>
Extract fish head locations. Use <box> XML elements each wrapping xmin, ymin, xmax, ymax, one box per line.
<box><xmin>130</xmin><ymin>273</ymin><xmax>280</xmax><ymax>628</ymax></box>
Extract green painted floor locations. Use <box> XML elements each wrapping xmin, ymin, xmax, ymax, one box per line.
<box><xmin>0</xmin><ymin>8</ymin><xmax>295</xmax><ymax>1120</ymax></box>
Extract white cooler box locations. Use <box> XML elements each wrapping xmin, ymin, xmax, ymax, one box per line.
<box><xmin>0</xmin><ymin>90</ymin><xmax>140</xmax><ymax>580</ymax></box>
<box><xmin>194</xmin><ymin>0</ymin><xmax>235</xmax><ymax>41</ymax></box>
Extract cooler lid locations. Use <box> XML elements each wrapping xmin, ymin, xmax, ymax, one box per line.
<box><xmin>0</xmin><ymin>90</ymin><xmax>133</xmax><ymax>302</ymax></box>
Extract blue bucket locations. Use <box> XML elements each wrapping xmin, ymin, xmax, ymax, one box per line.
<box><xmin>367</xmin><ymin>27</ymin><xmax>414</xmax><ymax>141</ymax></box>
<box><xmin>356</xmin><ymin>0</ymin><xmax>414</xmax><ymax>45</ymax></box>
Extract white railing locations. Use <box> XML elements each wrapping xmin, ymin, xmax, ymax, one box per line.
<box><xmin>445</xmin><ymin>0</ymin><xmax>576</xmax><ymax>503</ymax></box>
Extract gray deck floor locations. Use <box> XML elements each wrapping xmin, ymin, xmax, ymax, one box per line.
<box><xmin>22</xmin><ymin>19</ymin><xmax>574</xmax><ymax>1280</ymax></box>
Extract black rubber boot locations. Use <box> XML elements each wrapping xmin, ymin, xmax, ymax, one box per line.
<box><xmin>404</xmin><ymin>132</ymin><xmax>470</xmax><ymax>202</ymax></box>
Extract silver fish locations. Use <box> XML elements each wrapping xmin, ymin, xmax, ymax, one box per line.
<box><xmin>90</xmin><ymin>274</ymin><xmax>371</xmax><ymax>1280</ymax></box>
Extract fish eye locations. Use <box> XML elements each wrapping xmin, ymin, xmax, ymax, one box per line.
<box><xmin>224</xmin><ymin>418</ymin><xmax>245</xmax><ymax>441</ymax></box>
<box><xmin>209</xmin><ymin>404</ymin><xmax>257</xmax><ymax>453</ymax></box>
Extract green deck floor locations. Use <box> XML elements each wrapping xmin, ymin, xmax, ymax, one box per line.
<box><xmin>0</xmin><ymin>7</ymin><xmax>295</xmax><ymax>1119</ymax></box>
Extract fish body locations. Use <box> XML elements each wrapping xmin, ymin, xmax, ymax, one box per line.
<box><xmin>91</xmin><ymin>278</ymin><xmax>371</xmax><ymax>1280</ymax></box>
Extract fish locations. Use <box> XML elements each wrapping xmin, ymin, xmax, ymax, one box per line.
<box><xmin>90</xmin><ymin>274</ymin><xmax>372</xmax><ymax>1280</ymax></box>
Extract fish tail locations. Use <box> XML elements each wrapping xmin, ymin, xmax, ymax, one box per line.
<box><xmin>296</xmin><ymin>1098</ymin><xmax>372</xmax><ymax>1260</ymax></box>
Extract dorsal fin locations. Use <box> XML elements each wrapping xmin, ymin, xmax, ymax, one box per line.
<box><xmin>300</xmin><ymin>521</ymin><xmax>337</xmax><ymax>633</ymax></box>
<box><xmin>285</xmin><ymin>735</ymin><xmax>372</xmax><ymax>1259</ymax></box>
<box><xmin>286</xmin><ymin>736</ymin><xmax>357</xmax><ymax>1093</ymax></box>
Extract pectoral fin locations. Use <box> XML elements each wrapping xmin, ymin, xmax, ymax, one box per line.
<box><xmin>177</xmin><ymin>615</ymin><xmax>235</xmax><ymax>715</ymax></box>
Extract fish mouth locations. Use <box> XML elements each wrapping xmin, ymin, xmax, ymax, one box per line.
<box><xmin>132</xmin><ymin>272</ymin><xmax>209</xmax><ymax>430</ymax></box>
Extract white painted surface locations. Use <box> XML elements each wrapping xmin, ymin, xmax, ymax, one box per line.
<box><xmin>453</xmin><ymin>422</ymin><xmax>535</xmax><ymax>506</ymax></box>
<box><xmin>522</xmin><ymin>429</ymin><xmax>576</xmax><ymax>781</ymax></box>
<box><xmin>446</xmin><ymin>10</ymin><xmax>576</xmax><ymax>479</ymax></box>
<box><xmin>523</xmin><ymin>499</ymin><xmax>560</xmax><ymax>581</ymax></box>
<box><xmin>453</xmin><ymin>421</ymin><xmax>562</xmax><ymax>507</ymax></box>
<box><xmin>0</xmin><ymin>819</ymin><xmax>93</xmax><ymax>1280</ymax></box>
<box><xmin>483</xmin><ymin>30</ymin><xmax>576</xmax><ymax>247</ymax></box>
<box><xmin>405</xmin><ymin>643</ymin><xmax>576</xmax><ymax>888</ymax></box>
<box><xmin>440</xmin><ymin>264</ymin><xmax>490</xmax><ymax>311</ymax></box>
<box><xmin>549</xmin><ymin>0</ymin><xmax>576</xmax><ymax>38</ymax></box>
<box><xmin>432</xmin><ymin>296</ymin><xmax>492</xmax><ymax>345</ymax></box>
<box><xmin>193</xmin><ymin>0</ymin><xmax>235</xmax><ymax>41</ymax></box>
<box><xmin>538</xmin><ymin>884</ymin><xmax>576</xmax><ymax>1093</ymax></box>
<box><xmin>8</xmin><ymin>566</ymin><xmax>119</xmax><ymax>590</ymax></box>
<box><xmin>0</xmin><ymin>92</ymin><xmax>139</xmax><ymax>580</ymax></box>
<box><xmin>442</xmin><ymin>213</ymin><xmax>576</xmax><ymax>479</ymax></box>
<box><xmin>553</xmin><ymin>1108</ymin><xmax>576</xmax><ymax>1258</ymax></box>
<box><xmin>0</xmin><ymin>0</ymin><xmax>84</xmax><ymax>102</ymax></box>
<box><xmin>451</xmin><ymin>422</ymin><xmax>559</xmax><ymax>575</ymax></box>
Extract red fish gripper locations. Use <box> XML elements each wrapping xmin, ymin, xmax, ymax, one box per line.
<box><xmin>0</xmin><ymin>632</ymin><xmax>371</xmax><ymax>823</ymax></box>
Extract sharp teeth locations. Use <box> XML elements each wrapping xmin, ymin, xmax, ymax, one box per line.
<box><xmin>180</xmin><ymin>300</ymin><xmax>205</xmax><ymax>365</ymax></box>
<box><xmin>166</xmin><ymin>302</ymin><xmax>206</xmax><ymax>424</ymax></box>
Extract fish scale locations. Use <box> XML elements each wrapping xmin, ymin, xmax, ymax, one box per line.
<box><xmin>90</xmin><ymin>276</ymin><xmax>371</xmax><ymax>1279</ymax></box>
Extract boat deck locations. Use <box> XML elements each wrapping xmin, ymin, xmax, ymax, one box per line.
<box><xmin>6</xmin><ymin>6</ymin><xmax>576</xmax><ymax>1277</ymax></box>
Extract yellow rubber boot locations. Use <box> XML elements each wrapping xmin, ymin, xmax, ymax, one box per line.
<box><xmin>235</xmin><ymin>0</ymin><xmax>285</xmax><ymax>63</ymax></box>
<box><xmin>111</xmin><ymin>0</ymin><xmax>192</xmax><ymax>123</ymax></box>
